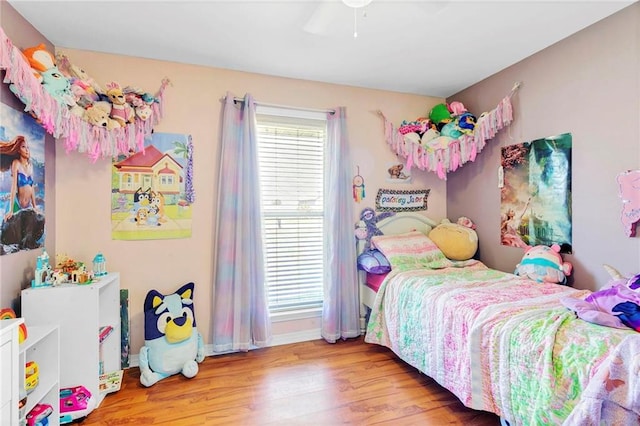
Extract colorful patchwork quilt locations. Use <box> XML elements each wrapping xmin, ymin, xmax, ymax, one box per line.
<box><xmin>364</xmin><ymin>263</ymin><xmax>640</xmax><ymax>425</ymax></box>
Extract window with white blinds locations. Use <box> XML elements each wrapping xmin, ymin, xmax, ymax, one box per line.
<box><xmin>256</xmin><ymin>110</ymin><xmax>326</xmax><ymax>314</ymax></box>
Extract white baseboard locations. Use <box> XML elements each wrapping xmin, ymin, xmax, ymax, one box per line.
<box><xmin>128</xmin><ymin>328</ymin><xmax>322</xmax><ymax>368</ymax></box>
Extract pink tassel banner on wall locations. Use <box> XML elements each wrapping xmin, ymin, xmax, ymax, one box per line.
<box><xmin>379</xmin><ymin>83</ymin><xmax>520</xmax><ymax>180</ymax></box>
<box><xmin>0</xmin><ymin>27</ymin><xmax>169</xmax><ymax>162</ymax></box>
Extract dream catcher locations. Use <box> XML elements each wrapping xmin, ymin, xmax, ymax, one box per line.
<box><xmin>353</xmin><ymin>166</ymin><xmax>365</xmax><ymax>203</ymax></box>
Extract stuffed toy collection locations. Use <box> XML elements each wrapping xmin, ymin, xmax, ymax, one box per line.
<box><xmin>561</xmin><ymin>266</ymin><xmax>640</xmax><ymax>332</ymax></box>
<box><xmin>8</xmin><ymin>43</ymin><xmax>159</xmax><ymax>130</ymax></box>
<box><xmin>139</xmin><ymin>282</ymin><xmax>204</xmax><ymax>387</ymax></box>
<box><xmin>514</xmin><ymin>244</ymin><xmax>573</xmax><ymax>285</ymax></box>
<box><xmin>397</xmin><ymin>101</ymin><xmax>477</xmax><ymax>151</ymax></box>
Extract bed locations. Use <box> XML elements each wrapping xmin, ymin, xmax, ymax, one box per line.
<box><xmin>358</xmin><ymin>212</ymin><xmax>640</xmax><ymax>426</ymax></box>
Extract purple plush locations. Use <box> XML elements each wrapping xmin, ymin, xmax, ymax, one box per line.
<box><xmin>561</xmin><ymin>272</ymin><xmax>640</xmax><ymax>332</ymax></box>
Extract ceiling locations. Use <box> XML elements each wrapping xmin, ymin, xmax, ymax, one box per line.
<box><xmin>7</xmin><ymin>0</ymin><xmax>636</xmax><ymax>97</ymax></box>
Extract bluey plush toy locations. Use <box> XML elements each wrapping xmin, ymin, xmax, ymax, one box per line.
<box><xmin>139</xmin><ymin>282</ymin><xmax>204</xmax><ymax>387</ymax></box>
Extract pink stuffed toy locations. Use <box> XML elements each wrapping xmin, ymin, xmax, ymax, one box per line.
<box><xmin>514</xmin><ymin>244</ymin><xmax>573</xmax><ymax>284</ymax></box>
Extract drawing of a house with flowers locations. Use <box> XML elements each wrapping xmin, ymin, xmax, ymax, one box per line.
<box><xmin>110</xmin><ymin>133</ymin><xmax>193</xmax><ymax>240</ymax></box>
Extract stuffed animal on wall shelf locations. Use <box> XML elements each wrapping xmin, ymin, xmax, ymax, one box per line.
<box><xmin>139</xmin><ymin>282</ymin><xmax>204</xmax><ymax>387</ymax></box>
<box><xmin>105</xmin><ymin>82</ymin><xmax>135</xmax><ymax>127</ymax></box>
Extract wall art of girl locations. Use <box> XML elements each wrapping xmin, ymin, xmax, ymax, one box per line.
<box><xmin>0</xmin><ymin>135</ymin><xmax>45</xmax><ymax>253</ymax></box>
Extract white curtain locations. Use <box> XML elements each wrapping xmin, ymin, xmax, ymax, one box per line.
<box><xmin>212</xmin><ymin>93</ymin><xmax>271</xmax><ymax>352</ymax></box>
<box><xmin>321</xmin><ymin>107</ymin><xmax>360</xmax><ymax>343</ymax></box>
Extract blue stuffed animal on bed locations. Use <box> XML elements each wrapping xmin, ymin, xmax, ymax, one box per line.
<box><xmin>139</xmin><ymin>282</ymin><xmax>204</xmax><ymax>387</ymax></box>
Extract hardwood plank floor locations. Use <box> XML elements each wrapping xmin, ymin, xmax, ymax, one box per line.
<box><xmin>81</xmin><ymin>337</ymin><xmax>500</xmax><ymax>425</ymax></box>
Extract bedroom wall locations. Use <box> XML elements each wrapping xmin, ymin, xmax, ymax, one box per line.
<box><xmin>447</xmin><ymin>3</ymin><xmax>640</xmax><ymax>292</ymax></box>
<box><xmin>0</xmin><ymin>3</ymin><xmax>447</xmax><ymax>355</ymax></box>
<box><xmin>0</xmin><ymin>0</ymin><xmax>56</xmax><ymax>313</ymax></box>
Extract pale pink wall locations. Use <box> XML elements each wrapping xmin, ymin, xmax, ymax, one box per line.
<box><xmin>0</xmin><ymin>0</ymin><xmax>56</xmax><ymax>312</ymax></box>
<box><xmin>447</xmin><ymin>3</ymin><xmax>640</xmax><ymax>291</ymax></box>
<box><xmin>52</xmin><ymin>48</ymin><xmax>445</xmax><ymax>354</ymax></box>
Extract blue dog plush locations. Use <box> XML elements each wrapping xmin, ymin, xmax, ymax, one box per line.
<box><xmin>139</xmin><ymin>282</ymin><xmax>204</xmax><ymax>387</ymax></box>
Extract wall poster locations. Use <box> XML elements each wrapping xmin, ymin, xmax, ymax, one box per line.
<box><xmin>111</xmin><ymin>132</ymin><xmax>193</xmax><ymax>240</ymax></box>
<box><xmin>500</xmin><ymin>133</ymin><xmax>572</xmax><ymax>253</ymax></box>
<box><xmin>0</xmin><ymin>102</ymin><xmax>46</xmax><ymax>255</ymax></box>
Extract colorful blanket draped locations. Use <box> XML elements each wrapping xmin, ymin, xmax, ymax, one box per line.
<box><xmin>365</xmin><ymin>263</ymin><xmax>639</xmax><ymax>425</ymax></box>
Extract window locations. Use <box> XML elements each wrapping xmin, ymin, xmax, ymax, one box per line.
<box><xmin>256</xmin><ymin>107</ymin><xmax>326</xmax><ymax>315</ymax></box>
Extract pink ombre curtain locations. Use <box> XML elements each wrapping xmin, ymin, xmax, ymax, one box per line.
<box><xmin>321</xmin><ymin>107</ymin><xmax>360</xmax><ymax>343</ymax></box>
<box><xmin>212</xmin><ymin>93</ymin><xmax>271</xmax><ymax>352</ymax></box>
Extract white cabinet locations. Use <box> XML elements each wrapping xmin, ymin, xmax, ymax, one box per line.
<box><xmin>19</xmin><ymin>325</ymin><xmax>60</xmax><ymax>426</ymax></box>
<box><xmin>21</xmin><ymin>272</ymin><xmax>121</xmax><ymax>410</ymax></box>
<box><xmin>0</xmin><ymin>319</ymin><xmax>23</xmax><ymax>425</ymax></box>
<box><xmin>0</xmin><ymin>319</ymin><xmax>59</xmax><ymax>426</ymax></box>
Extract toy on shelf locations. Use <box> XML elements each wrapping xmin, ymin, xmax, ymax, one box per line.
<box><xmin>32</xmin><ymin>249</ymin><xmax>53</xmax><ymax>288</ymax></box>
<box><xmin>93</xmin><ymin>253</ymin><xmax>107</xmax><ymax>277</ymax></box>
<box><xmin>26</xmin><ymin>403</ymin><xmax>53</xmax><ymax>426</ymax></box>
<box><xmin>25</xmin><ymin>361</ymin><xmax>39</xmax><ymax>394</ymax></box>
<box><xmin>48</xmin><ymin>253</ymin><xmax>95</xmax><ymax>285</ymax></box>
<box><xmin>59</xmin><ymin>385</ymin><xmax>96</xmax><ymax>424</ymax></box>
<box><xmin>0</xmin><ymin>308</ymin><xmax>28</xmax><ymax>343</ymax></box>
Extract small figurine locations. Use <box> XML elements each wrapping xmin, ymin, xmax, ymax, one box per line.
<box><xmin>31</xmin><ymin>249</ymin><xmax>52</xmax><ymax>288</ymax></box>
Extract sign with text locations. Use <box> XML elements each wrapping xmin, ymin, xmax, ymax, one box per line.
<box><xmin>375</xmin><ymin>189</ymin><xmax>430</xmax><ymax>212</ymax></box>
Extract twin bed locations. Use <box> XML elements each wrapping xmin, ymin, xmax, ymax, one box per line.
<box><xmin>358</xmin><ymin>213</ymin><xmax>639</xmax><ymax>426</ymax></box>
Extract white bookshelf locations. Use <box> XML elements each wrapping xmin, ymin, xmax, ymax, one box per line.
<box><xmin>19</xmin><ymin>324</ymin><xmax>60</xmax><ymax>426</ymax></box>
<box><xmin>21</xmin><ymin>272</ymin><xmax>121</xmax><ymax>410</ymax></box>
<box><xmin>1</xmin><ymin>319</ymin><xmax>23</xmax><ymax>425</ymax></box>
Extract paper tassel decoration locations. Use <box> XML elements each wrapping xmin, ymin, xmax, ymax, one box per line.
<box><xmin>0</xmin><ymin>27</ymin><xmax>169</xmax><ymax>162</ymax></box>
<box><xmin>380</xmin><ymin>83</ymin><xmax>520</xmax><ymax>180</ymax></box>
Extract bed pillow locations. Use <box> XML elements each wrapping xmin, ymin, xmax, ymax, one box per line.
<box><xmin>357</xmin><ymin>249</ymin><xmax>392</xmax><ymax>274</ymax></box>
<box><xmin>371</xmin><ymin>231</ymin><xmax>453</xmax><ymax>270</ymax></box>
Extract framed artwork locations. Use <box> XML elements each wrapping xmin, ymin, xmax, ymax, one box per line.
<box><xmin>375</xmin><ymin>188</ymin><xmax>430</xmax><ymax>212</ymax></box>
<box><xmin>0</xmin><ymin>102</ymin><xmax>46</xmax><ymax>255</ymax></box>
<box><xmin>111</xmin><ymin>132</ymin><xmax>193</xmax><ymax>240</ymax></box>
<box><xmin>500</xmin><ymin>133</ymin><xmax>572</xmax><ymax>253</ymax></box>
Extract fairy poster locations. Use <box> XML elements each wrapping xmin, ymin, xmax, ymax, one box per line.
<box><xmin>111</xmin><ymin>132</ymin><xmax>194</xmax><ymax>240</ymax></box>
<box><xmin>0</xmin><ymin>103</ymin><xmax>46</xmax><ymax>255</ymax></box>
<box><xmin>500</xmin><ymin>133</ymin><xmax>572</xmax><ymax>253</ymax></box>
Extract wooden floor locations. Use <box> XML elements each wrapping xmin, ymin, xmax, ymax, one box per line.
<box><xmin>82</xmin><ymin>337</ymin><xmax>500</xmax><ymax>425</ymax></box>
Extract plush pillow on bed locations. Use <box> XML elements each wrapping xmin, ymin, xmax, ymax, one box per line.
<box><xmin>371</xmin><ymin>231</ymin><xmax>453</xmax><ymax>270</ymax></box>
<box><xmin>357</xmin><ymin>249</ymin><xmax>392</xmax><ymax>274</ymax></box>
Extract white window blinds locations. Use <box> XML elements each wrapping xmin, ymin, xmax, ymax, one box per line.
<box><xmin>256</xmin><ymin>111</ymin><xmax>326</xmax><ymax>313</ymax></box>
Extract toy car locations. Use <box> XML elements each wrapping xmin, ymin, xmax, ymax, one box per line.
<box><xmin>26</xmin><ymin>403</ymin><xmax>52</xmax><ymax>426</ymax></box>
<box><xmin>25</xmin><ymin>361</ymin><xmax>39</xmax><ymax>394</ymax></box>
<box><xmin>59</xmin><ymin>385</ymin><xmax>96</xmax><ymax>424</ymax></box>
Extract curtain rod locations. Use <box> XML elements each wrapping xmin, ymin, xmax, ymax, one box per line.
<box><xmin>232</xmin><ymin>97</ymin><xmax>335</xmax><ymax>115</ymax></box>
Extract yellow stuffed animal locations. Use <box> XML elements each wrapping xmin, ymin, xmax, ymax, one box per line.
<box><xmin>428</xmin><ymin>217</ymin><xmax>478</xmax><ymax>261</ymax></box>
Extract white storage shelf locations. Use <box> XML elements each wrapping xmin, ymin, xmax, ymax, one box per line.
<box><xmin>1</xmin><ymin>319</ymin><xmax>23</xmax><ymax>426</ymax></box>
<box><xmin>21</xmin><ymin>272</ymin><xmax>121</xmax><ymax>410</ymax></box>
<box><xmin>19</xmin><ymin>324</ymin><xmax>60</xmax><ymax>426</ymax></box>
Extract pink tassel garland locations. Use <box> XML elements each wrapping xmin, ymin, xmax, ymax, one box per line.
<box><xmin>0</xmin><ymin>27</ymin><xmax>169</xmax><ymax>161</ymax></box>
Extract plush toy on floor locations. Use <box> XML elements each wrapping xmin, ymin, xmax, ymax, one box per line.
<box><xmin>139</xmin><ymin>282</ymin><xmax>204</xmax><ymax>387</ymax></box>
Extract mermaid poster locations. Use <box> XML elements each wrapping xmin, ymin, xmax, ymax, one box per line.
<box><xmin>500</xmin><ymin>133</ymin><xmax>572</xmax><ymax>253</ymax></box>
<box><xmin>0</xmin><ymin>103</ymin><xmax>46</xmax><ymax>255</ymax></box>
